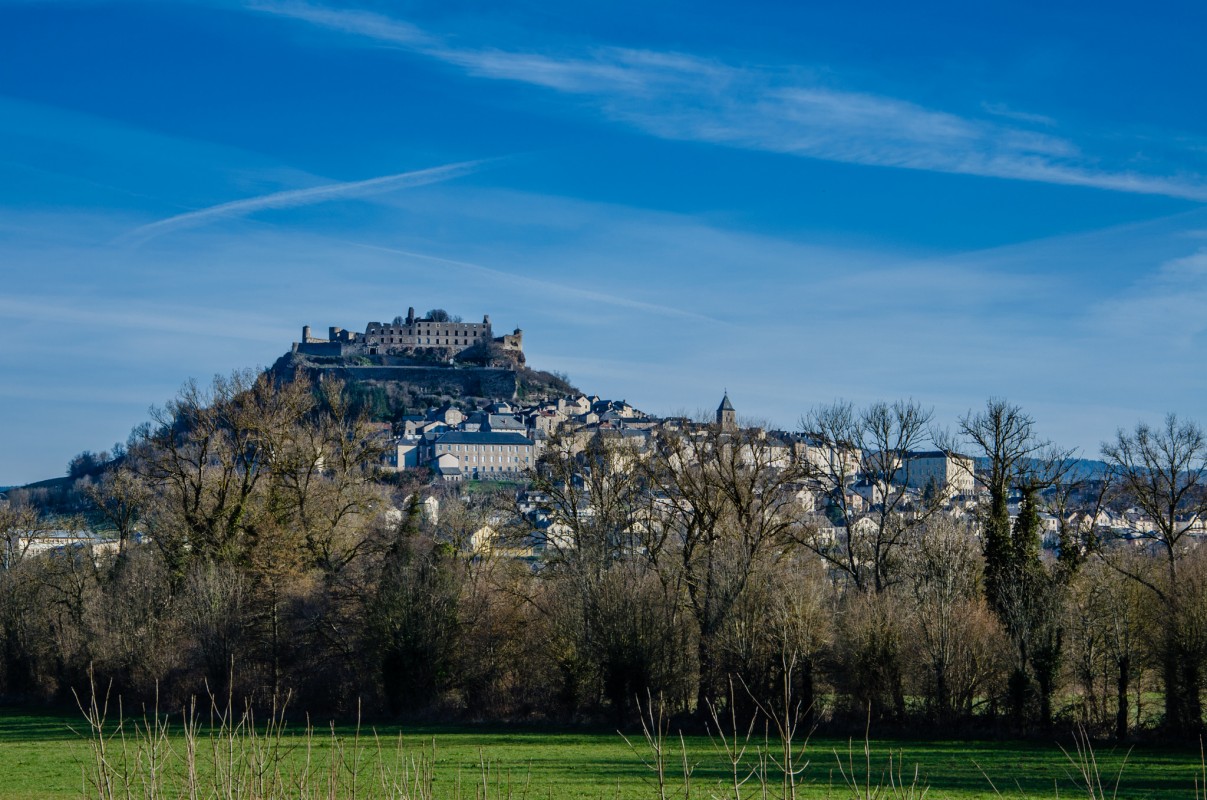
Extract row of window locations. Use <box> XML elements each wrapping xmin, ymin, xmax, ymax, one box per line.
<box><xmin>458</xmin><ymin>455</ymin><xmax>530</xmax><ymax>464</ymax></box>
<box><xmin>373</xmin><ymin>327</ymin><xmax>481</xmax><ymax>336</ymax></box>
<box><xmin>367</xmin><ymin>338</ymin><xmax>475</xmax><ymax>346</ymax></box>
<box><xmin>442</xmin><ymin>444</ymin><xmax>529</xmax><ymax>453</ymax></box>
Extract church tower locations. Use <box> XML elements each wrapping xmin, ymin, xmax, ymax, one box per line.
<box><xmin>716</xmin><ymin>392</ymin><xmax>736</xmax><ymax>431</ymax></box>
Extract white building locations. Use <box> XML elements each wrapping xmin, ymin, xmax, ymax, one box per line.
<box><xmin>433</xmin><ymin>431</ymin><xmax>536</xmax><ymax>479</ymax></box>
<box><xmin>893</xmin><ymin>450</ymin><xmax>975</xmax><ymax>497</ymax></box>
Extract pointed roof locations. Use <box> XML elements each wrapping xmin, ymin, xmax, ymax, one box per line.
<box><xmin>718</xmin><ymin>392</ymin><xmax>735</xmax><ymax>413</ymax></box>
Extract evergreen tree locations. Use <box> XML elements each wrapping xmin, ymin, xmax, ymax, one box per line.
<box><xmin>370</xmin><ymin>495</ymin><xmax>459</xmax><ymax>714</ymax></box>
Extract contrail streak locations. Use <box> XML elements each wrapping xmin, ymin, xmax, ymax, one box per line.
<box><xmin>119</xmin><ymin>158</ymin><xmax>489</xmax><ymax>244</ymax></box>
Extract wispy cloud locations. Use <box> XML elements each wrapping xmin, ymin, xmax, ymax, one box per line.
<box><xmin>981</xmin><ymin>101</ymin><xmax>1057</xmax><ymax>127</ymax></box>
<box><xmin>0</xmin><ymin>293</ymin><xmax>290</xmax><ymax>343</ymax></box>
<box><xmin>246</xmin><ymin>0</ymin><xmax>434</xmax><ymax>47</ymax></box>
<box><xmin>345</xmin><ymin>241</ymin><xmax>727</xmax><ymax>324</ymax></box>
<box><xmin>1089</xmin><ymin>247</ymin><xmax>1207</xmax><ymax>348</ymax></box>
<box><xmin>249</xmin><ymin>2</ymin><xmax>1207</xmax><ymax>201</ymax></box>
<box><xmin>120</xmin><ymin>158</ymin><xmax>489</xmax><ymax>244</ymax></box>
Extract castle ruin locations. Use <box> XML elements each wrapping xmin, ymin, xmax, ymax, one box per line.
<box><xmin>293</xmin><ymin>307</ymin><xmax>523</xmax><ymax>358</ymax></box>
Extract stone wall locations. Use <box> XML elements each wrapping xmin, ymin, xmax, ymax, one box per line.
<box><xmin>284</xmin><ymin>362</ymin><xmax>520</xmax><ymax>400</ymax></box>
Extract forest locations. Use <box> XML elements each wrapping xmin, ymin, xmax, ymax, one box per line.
<box><xmin>3</xmin><ymin>369</ymin><xmax>1207</xmax><ymax>742</ymax></box>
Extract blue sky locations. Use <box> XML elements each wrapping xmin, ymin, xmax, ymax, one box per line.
<box><xmin>2</xmin><ymin>0</ymin><xmax>1207</xmax><ymax>485</ymax></box>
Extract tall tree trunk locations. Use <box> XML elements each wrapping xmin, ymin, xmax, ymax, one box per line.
<box><xmin>1115</xmin><ymin>654</ymin><xmax>1130</xmax><ymax>741</ymax></box>
<box><xmin>1181</xmin><ymin>656</ymin><xmax>1203</xmax><ymax>733</ymax></box>
<box><xmin>1008</xmin><ymin>666</ymin><xmax>1029</xmax><ymax>732</ymax></box>
<box><xmin>799</xmin><ymin>657</ymin><xmax>816</xmax><ymax>727</ymax></box>
<box><xmin>1164</xmin><ymin>642</ymin><xmax>1179</xmax><ymax>732</ymax></box>
<box><xmin>1037</xmin><ymin>671</ymin><xmax>1054</xmax><ymax>732</ymax></box>
<box><xmin>934</xmin><ymin>663</ymin><xmax>950</xmax><ymax>725</ymax></box>
<box><xmin>695</xmin><ymin>632</ymin><xmax>715</xmax><ymax>716</ymax></box>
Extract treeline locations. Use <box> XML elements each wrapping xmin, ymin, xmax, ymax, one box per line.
<box><xmin>2</xmin><ymin>375</ymin><xmax>1207</xmax><ymax>741</ymax></box>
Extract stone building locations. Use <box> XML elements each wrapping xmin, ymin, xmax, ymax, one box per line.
<box><xmin>893</xmin><ymin>450</ymin><xmax>976</xmax><ymax>496</ymax></box>
<box><xmin>294</xmin><ymin>307</ymin><xmax>523</xmax><ymax>357</ymax></box>
<box><xmin>717</xmin><ymin>392</ymin><xmax>737</xmax><ymax>431</ymax></box>
<box><xmin>432</xmin><ymin>431</ymin><xmax>535</xmax><ymax>479</ymax></box>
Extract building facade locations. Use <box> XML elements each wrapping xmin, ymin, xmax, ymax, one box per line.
<box><xmin>433</xmin><ymin>431</ymin><xmax>535</xmax><ymax>478</ymax></box>
<box><xmin>894</xmin><ymin>450</ymin><xmax>976</xmax><ymax>496</ymax></box>
<box><xmin>295</xmin><ymin>307</ymin><xmax>523</xmax><ymax>357</ymax></box>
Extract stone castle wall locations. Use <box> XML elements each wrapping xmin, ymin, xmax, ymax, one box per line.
<box><xmin>293</xmin><ymin>308</ymin><xmax>522</xmax><ymax>357</ymax></box>
<box><xmin>365</xmin><ymin>316</ymin><xmax>490</xmax><ymax>354</ymax></box>
<box><xmin>284</xmin><ymin>363</ymin><xmax>521</xmax><ymax>399</ymax></box>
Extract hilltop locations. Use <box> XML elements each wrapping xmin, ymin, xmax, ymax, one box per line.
<box><xmin>269</xmin><ymin>307</ymin><xmax>577</xmax><ymax>423</ymax></box>
<box><xmin>269</xmin><ymin>350</ymin><xmax>575</xmax><ymax>426</ymax></box>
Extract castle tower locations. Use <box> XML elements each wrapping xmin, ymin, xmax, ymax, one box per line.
<box><xmin>717</xmin><ymin>392</ymin><xmax>736</xmax><ymax>431</ymax></box>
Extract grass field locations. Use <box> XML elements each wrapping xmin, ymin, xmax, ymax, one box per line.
<box><xmin>0</xmin><ymin>707</ymin><xmax>1204</xmax><ymax>799</ymax></box>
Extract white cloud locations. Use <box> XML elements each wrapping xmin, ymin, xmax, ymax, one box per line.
<box><xmin>248</xmin><ymin>2</ymin><xmax>1207</xmax><ymax>201</ymax></box>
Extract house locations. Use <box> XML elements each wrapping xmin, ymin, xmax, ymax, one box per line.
<box><xmin>530</xmin><ymin>409</ymin><xmax>567</xmax><ymax>435</ymax></box>
<box><xmin>387</xmin><ymin>439</ymin><xmax>421</xmax><ymax>470</ymax></box>
<box><xmin>893</xmin><ymin>450</ymin><xmax>976</xmax><ymax>497</ymax></box>
<box><xmin>400</xmin><ymin>414</ymin><xmax>426</xmax><ymax>436</ymax></box>
<box><xmin>556</xmin><ymin>395</ymin><xmax>591</xmax><ymax>416</ymax></box>
<box><xmin>434</xmin><ymin>452</ymin><xmax>463</xmax><ymax>482</ymax></box>
<box><xmin>430</xmin><ymin>404</ymin><xmax>466</xmax><ymax>427</ymax></box>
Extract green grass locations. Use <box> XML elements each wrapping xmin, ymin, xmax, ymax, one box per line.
<box><xmin>0</xmin><ymin>707</ymin><xmax>1203</xmax><ymax>800</ymax></box>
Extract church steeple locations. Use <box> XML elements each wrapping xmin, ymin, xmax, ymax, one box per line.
<box><xmin>716</xmin><ymin>391</ymin><xmax>736</xmax><ymax>431</ymax></box>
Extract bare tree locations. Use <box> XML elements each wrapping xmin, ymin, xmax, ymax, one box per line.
<box><xmin>92</xmin><ymin>545</ymin><xmax>179</xmax><ymax>699</ymax></box>
<box><xmin>83</xmin><ymin>466</ymin><xmax>150</xmax><ymax>557</ymax></box>
<box><xmin>135</xmin><ymin>371</ymin><xmax>307</xmax><ymax>571</ymax></box>
<box><xmin>719</xmin><ymin>550</ymin><xmax>833</xmax><ymax>727</ymax></box>
<box><xmin>1067</xmin><ymin>556</ymin><xmax>1148</xmax><ymax>739</ymax></box>
<box><xmin>641</xmin><ymin>420</ymin><xmax>805</xmax><ymax>712</ymax></box>
<box><xmin>797</xmin><ymin>399</ymin><xmax>939</xmax><ymax>594</ymax></box>
<box><xmin>1102</xmin><ymin>413</ymin><xmax>1207</xmax><ymax>735</ymax></box>
<box><xmin>269</xmin><ymin>375</ymin><xmax>390</xmax><ymax>577</ymax></box>
<box><xmin>178</xmin><ymin>560</ymin><xmax>250</xmax><ymax>698</ymax></box>
<box><xmin>0</xmin><ymin>499</ymin><xmax>51</xmax><ymax>571</ymax></box>
<box><xmin>530</xmin><ymin>430</ymin><xmax>647</xmax><ymax>579</ymax></box>
<box><xmin>953</xmin><ymin>398</ymin><xmax>1081</xmax><ymax>730</ymax></box>
<box><xmin>903</xmin><ymin>514</ymin><xmax>1005</xmax><ymax>724</ymax></box>
<box><xmin>528</xmin><ymin>430</ymin><xmax>692</xmax><ymax>716</ymax></box>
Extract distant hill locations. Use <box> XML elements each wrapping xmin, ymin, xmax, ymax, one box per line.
<box><xmin>13</xmin><ymin>475</ymin><xmax>74</xmax><ymax>492</ymax></box>
<box><xmin>972</xmin><ymin>456</ymin><xmax>1113</xmax><ymax>481</ymax></box>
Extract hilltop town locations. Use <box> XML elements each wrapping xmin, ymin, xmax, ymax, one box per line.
<box><xmin>5</xmin><ymin>307</ymin><xmax>1207</xmax><ymax>746</ymax></box>
<box><xmin>311</xmin><ymin>310</ymin><xmax>1189</xmax><ymax>555</ymax></box>
<box><xmin>7</xmin><ymin>309</ymin><xmax>1191</xmax><ymax>554</ymax></box>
